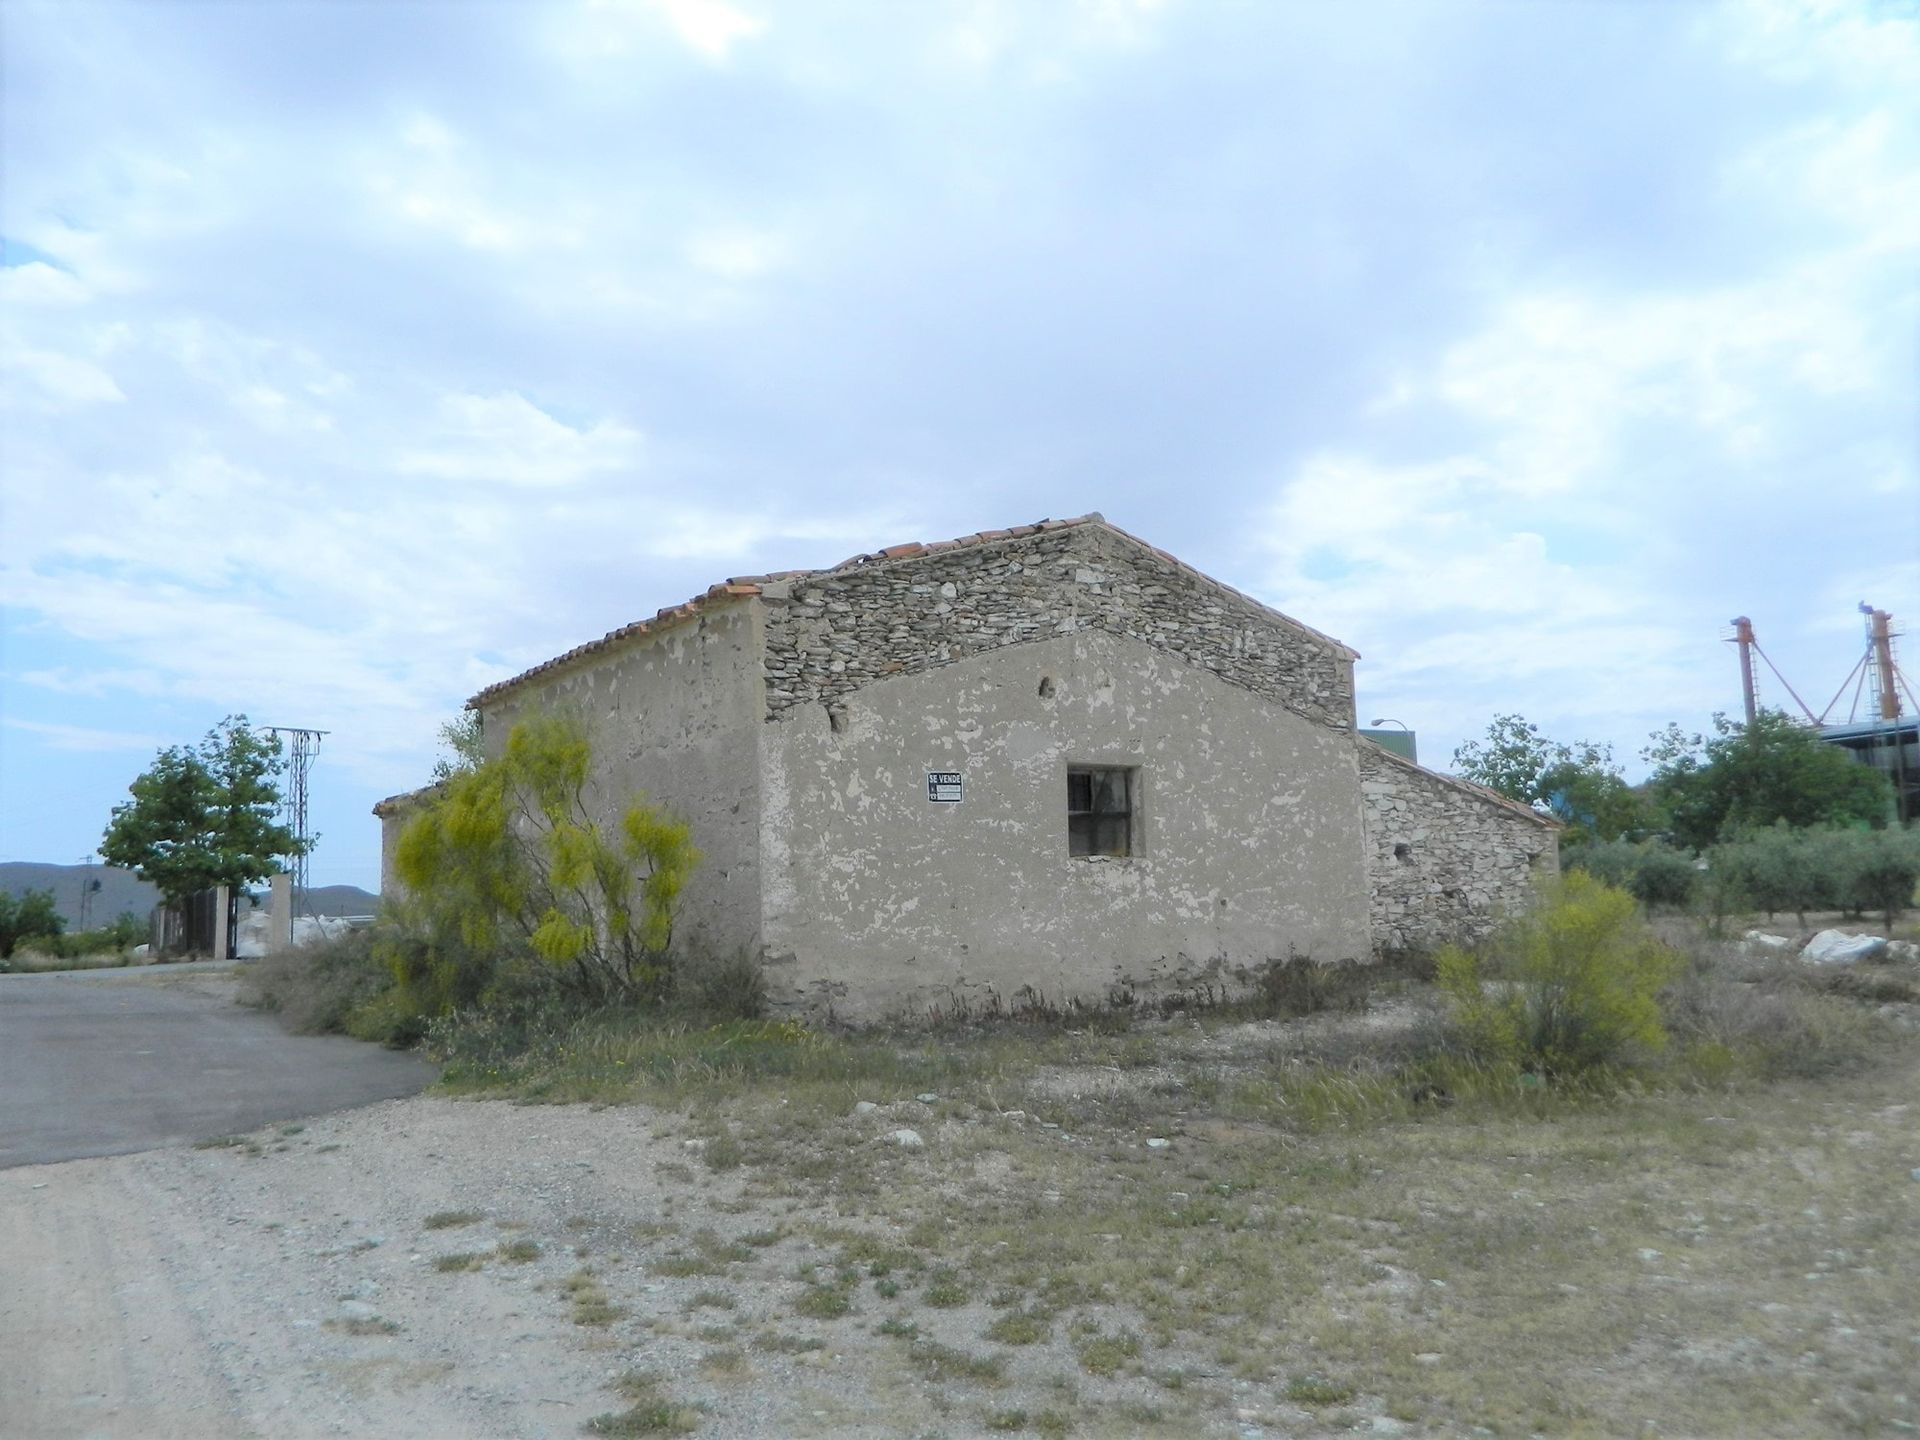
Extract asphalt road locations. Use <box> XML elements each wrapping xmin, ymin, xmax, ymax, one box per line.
<box><xmin>0</xmin><ymin>969</ymin><xmax>435</xmax><ymax>1168</ymax></box>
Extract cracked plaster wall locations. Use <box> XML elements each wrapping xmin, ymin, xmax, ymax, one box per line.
<box><xmin>758</xmin><ymin>628</ymin><xmax>1372</xmax><ymax>1021</ymax></box>
<box><xmin>477</xmin><ymin>604</ymin><xmax>764</xmax><ymax>964</ymax></box>
<box><xmin>1359</xmin><ymin>743</ymin><xmax>1559</xmax><ymax>954</ymax></box>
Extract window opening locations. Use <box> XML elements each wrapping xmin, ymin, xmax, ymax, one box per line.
<box><xmin>1068</xmin><ymin>766</ymin><xmax>1134</xmax><ymax>857</ymax></box>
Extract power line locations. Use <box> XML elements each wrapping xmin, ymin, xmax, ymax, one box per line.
<box><xmin>263</xmin><ymin>726</ymin><xmax>326</xmax><ymax>915</ymax></box>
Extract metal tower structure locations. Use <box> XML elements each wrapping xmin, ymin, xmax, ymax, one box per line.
<box><xmin>1731</xmin><ymin>607</ymin><xmax>1918</xmax><ymax>823</ymax></box>
<box><xmin>1724</xmin><ymin>616</ymin><xmax>1818</xmax><ymax>722</ymax></box>
<box><xmin>264</xmin><ymin>726</ymin><xmax>326</xmax><ymax>911</ymax></box>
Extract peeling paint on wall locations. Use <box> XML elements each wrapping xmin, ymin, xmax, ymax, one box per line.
<box><xmin>382</xmin><ymin>520</ymin><xmax>1554</xmax><ymax>1020</ymax></box>
<box><xmin>761</xmin><ymin>628</ymin><xmax>1372</xmax><ymax>1019</ymax></box>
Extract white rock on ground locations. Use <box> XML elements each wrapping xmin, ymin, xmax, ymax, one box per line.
<box><xmin>1742</xmin><ymin>930</ymin><xmax>1795</xmax><ymax>951</ymax></box>
<box><xmin>1886</xmin><ymin>939</ymin><xmax>1920</xmax><ymax>964</ymax></box>
<box><xmin>1802</xmin><ymin>930</ymin><xmax>1890</xmax><ymax>965</ymax></box>
<box><xmin>880</xmin><ymin>1128</ymin><xmax>924</xmax><ymax>1149</ymax></box>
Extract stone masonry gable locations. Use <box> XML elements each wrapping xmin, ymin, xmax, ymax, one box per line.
<box><xmin>758</xmin><ymin>517</ymin><xmax>1358</xmax><ymax>731</ymax></box>
<box><xmin>1358</xmin><ymin>738</ymin><xmax>1560</xmax><ymax>955</ymax></box>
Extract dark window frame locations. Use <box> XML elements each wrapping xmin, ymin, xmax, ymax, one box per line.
<box><xmin>1067</xmin><ymin>765</ymin><xmax>1136</xmax><ymax>858</ymax></box>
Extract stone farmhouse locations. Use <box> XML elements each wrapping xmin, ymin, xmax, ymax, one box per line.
<box><xmin>378</xmin><ymin>515</ymin><xmax>1556</xmax><ymax>1019</ymax></box>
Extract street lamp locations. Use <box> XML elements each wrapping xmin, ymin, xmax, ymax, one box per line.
<box><xmin>1370</xmin><ymin>718</ymin><xmax>1409</xmax><ymax>730</ymax></box>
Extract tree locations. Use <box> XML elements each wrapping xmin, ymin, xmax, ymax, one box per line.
<box><xmin>1643</xmin><ymin>709</ymin><xmax>1893</xmax><ymax>852</ymax></box>
<box><xmin>1453</xmin><ymin>715</ymin><xmax>1646</xmax><ymax>845</ymax></box>
<box><xmin>100</xmin><ymin>716</ymin><xmax>310</xmax><ymax>908</ymax></box>
<box><xmin>0</xmin><ymin>888</ymin><xmax>64</xmax><ymax>959</ymax></box>
<box><xmin>430</xmin><ymin>711</ymin><xmax>485</xmax><ymax>782</ymax></box>
<box><xmin>1451</xmin><ymin>714</ymin><xmax>1554</xmax><ymax>803</ymax></box>
<box><xmin>390</xmin><ymin>712</ymin><xmax>699</xmax><ymax>1010</ymax></box>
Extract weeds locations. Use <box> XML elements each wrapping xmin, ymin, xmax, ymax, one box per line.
<box><xmin>567</xmin><ymin>1269</ymin><xmax>624</xmax><ymax>1327</ymax></box>
<box><xmin>794</xmin><ymin>1283</ymin><xmax>854</xmax><ymax>1319</ymax></box>
<box><xmin>237</xmin><ymin>929</ymin><xmax>399</xmax><ymax>1040</ymax></box>
<box><xmin>588</xmin><ymin>1371</ymin><xmax>700</xmax><ymax>1436</ymax></box>
<box><xmin>923</xmin><ymin>1267</ymin><xmax>968</xmax><ymax>1308</ymax></box>
<box><xmin>423</xmin><ymin>1210</ymin><xmax>484</xmax><ymax>1230</ymax></box>
<box><xmin>1285</xmin><ymin>1374</ymin><xmax>1355</xmax><ymax>1406</ymax></box>
<box><xmin>905</xmin><ymin>1339</ymin><xmax>1005</xmax><ymax>1385</ymax></box>
<box><xmin>1074</xmin><ymin>1330</ymin><xmax>1142</xmax><ymax>1377</ymax></box>
<box><xmin>985</xmin><ymin>1308</ymin><xmax>1051</xmax><ymax>1346</ymax></box>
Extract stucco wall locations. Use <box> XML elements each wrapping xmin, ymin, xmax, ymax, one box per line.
<box><xmin>478</xmin><ymin>603</ymin><xmax>764</xmax><ymax>963</ymax></box>
<box><xmin>1358</xmin><ymin>741</ymin><xmax>1559</xmax><ymax>954</ymax></box>
<box><xmin>760</xmin><ymin>523</ymin><xmax>1356</xmax><ymax>733</ymax></box>
<box><xmin>759</xmin><ymin>628</ymin><xmax>1373</xmax><ymax>1020</ymax></box>
<box><xmin>373</xmin><ymin>787</ymin><xmax>442</xmax><ymax>900</ymax></box>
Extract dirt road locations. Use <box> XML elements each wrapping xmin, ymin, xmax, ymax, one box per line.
<box><xmin>1</xmin><ymin>1098</ymin><xmax>725</xmax><ymax>1439</ymax></box>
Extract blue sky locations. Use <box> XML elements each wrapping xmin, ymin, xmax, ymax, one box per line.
<box><xmin>2</xmin><ymin>0</ymin><xmax>1915</xmax><ymax>892</ymax></box>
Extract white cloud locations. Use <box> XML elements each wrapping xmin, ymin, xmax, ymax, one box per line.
<box><xmin>2</xmin><ymin>718</ymin><xmax>166</xmax><ymax>753</ymax></box>
<box><xmin>15</xmin><ymin>667</ymin><xmax>174</xmax><ymax>700</ymax></box>
<box><xmin>565</xmin><ymin>0</ymin><xmax>764</xmax><ymax>63</ymax></box>
<box><xmin>0</xmin><ymin>345</ymin><xmax>126</xmax><ymax>409</ymax></box>
<box><xmin>645</xmin><ymin>0</ymin><xmax>764</xmax><ymax>61</ymax></box>
<box><xmin>396</xmin><ymin>391</ymin><xmax>643</xmax><ymax>486</ymax></box>
<box><xmin>0</xmin><ymin>262</ymin><xmax>92</xmax><ymax>307</ymax></box>
<box><xmin>685</xmin><ymin>227</ymin><xmax>788</xmax><ymax>280</ymax></box>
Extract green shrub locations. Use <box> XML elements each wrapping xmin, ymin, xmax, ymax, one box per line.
<box><xmin>238</xmin><ymin>930</ymin><xmax>393</xmax><ymax>1037</ymax></box>
<box><xmin>384</xmin><ymin>712</ymin><xmax>700</xmax><ymax>1027</ymax></box>
<box><xmin>1435</xmin><ymin>871</ymin><xmax>1681</xmax><ymax>1076</ymax></box>
<box><xmin>1833</xmin><ymin>826</ymin><xmax>1920</xmax><ymax>927</ymax></box>
<box><xmin>673</xmin><ymin>950</ymin><xmax>767</xmax><ymax>1020</ymax></box>
<box><xmin>0</xmin><ymin>888</ymin><xmax>64</xmax><ymax>961</ymax></box>
<box><xmin>1565</xmin><ymin>841</ymin><xmax>1697</xmax><ymax>911</ymax></box>
<box><xmin>1247</xmin><ymin>956</ymin><xmax>1373</xmax><ymax>1017</ymax></box>
<box><xmin>1706</xmin><ymin>825</ymin><xmax>1919</xmax><ymax>928</ymax></box>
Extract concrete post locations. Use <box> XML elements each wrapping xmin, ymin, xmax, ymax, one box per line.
<box><xmin>269</xmin><ymin>872</ymin><xmax>293</xmax><ymax>952</ymax></box>
<box><xmin>212</xmin><ymin>884</ymin><xmax>230</xmax><ymax>961</ymax></box>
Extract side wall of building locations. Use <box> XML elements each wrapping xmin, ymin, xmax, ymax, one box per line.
<box><xmin>760</xmin><ymin>522</ymin><xmax>1356</xmax><ymax>732</ymax></box>
<box><xmin>477</xmin><ymin>603</ymin><xmax>765</xmax><ymax>964</ymax></box>
<box><xmin>1357</xmin><ymin>741</ymin><xmax>1559</xmax><ymax>954</ymax></box>
<box><xmin>759</xmin><ymin>628</ymin><xmax>1373</xmax><ymax>1020</ymax></box>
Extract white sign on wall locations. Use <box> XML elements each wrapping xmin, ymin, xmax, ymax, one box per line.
<box><xmin>926</xmin><ymin>771</ymin><xmax>964</xmax><ymax>803</ymax></box>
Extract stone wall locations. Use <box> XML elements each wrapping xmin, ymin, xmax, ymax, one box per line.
<box><xmin>1358</xmin><ymin>740</ymin><xmax>1559</xmax><ymax>954</ymax></box>
<box><xmin>759</xmin><ymin>522</ymin><xmax>1356</xmax><ymax>732</ymax></box>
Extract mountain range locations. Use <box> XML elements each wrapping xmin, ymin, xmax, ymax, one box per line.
<box><xmin>0</xmin><ymin>863</ymin><xmax>378</xmax><ymax>929</ymax></box>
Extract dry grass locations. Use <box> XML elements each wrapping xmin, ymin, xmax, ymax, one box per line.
<box><xmin>430</xmin><ymin>917</ymin><xmax>1918</xmax><ymax>1436</ymax></box>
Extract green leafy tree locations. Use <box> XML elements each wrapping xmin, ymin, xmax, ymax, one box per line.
<box><xmin>1451</xmin><ymin>714</ymin><xmax>1554</xmax><ymax>803</ymax></box>
<box><xmin>429</xmin><ymin>710</ymin><xmax>485</xmax><ymax>782</ymax></box>
<box><xmin>100</xmin><ymin>716</ymin><xmax>310</xmax><ymax>908</ymax></box>
<box><xmin>0</xmin><ymin>888</ymin><xmax>64</xmax><ymax>959</ymax></box>
<box><xmin>1453</xmin><ymin>715</ymin><xmax>1646</xmax><ymax>844</ymax></box>
<box><xmin>389</xmin><ymin>712</ymin><xmax>699</xmax><ymax>1011</ymax></box>
<box><xmin>1643</xmin><ymin>709</ymin><xmax>1892</xmax><ymax>852</ymax></box>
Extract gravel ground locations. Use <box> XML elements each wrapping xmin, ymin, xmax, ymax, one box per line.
<box><xmin>2</xmin><ymin>1095</ymin><xmax>1098</xmax><ymax>1440</ymax></box>
<box><xmin>4</xmin><ymin>1095</ymin><xmax>865</xmax><ymax>1439</ymax></box>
